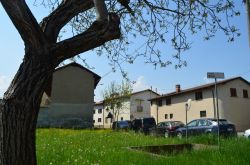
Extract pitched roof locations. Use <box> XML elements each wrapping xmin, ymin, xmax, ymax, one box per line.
<box><xmin>45</xmin><ymin>62</ymin><xmax>101</xmax><ymax>96</ymax></box>
<box><xmin>131</xmin><ymin>89</ymin><xmax>160</xmax><ymax>96</ymax></box>
<box><xmin>54</xmin><ymin>62</ymin><xmax>101</xmax><ymax>86</ymax></box>
<box><xmin>94</xmin><ymin>89</ymin><xmax>160</xmax><ymax>105</ymax></box>
<box><xmin>149</xmin><ymin>77</ymin><xmax>250</xmax><ymax>101</ymax></box>
<box><xmin>94</xmin><ymin>101</ymin><xmax>104</xmax><ymax>105</ymax></box>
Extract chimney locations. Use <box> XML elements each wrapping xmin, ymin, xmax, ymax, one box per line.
<box><xmin>175</xmin><ymin>84</ymin><xmax>181</xmax><ymax>93</ymax></box>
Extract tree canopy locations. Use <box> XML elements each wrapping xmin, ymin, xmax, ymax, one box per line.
<box><xmin>102</xmin><ymin>80</ymin><xmax>132</xmax><ymax>122</ymax></box>
<box><xmin>35</xmin><ymin>0</ymin><xmax>241</xmax><ymax>69</ymax></box>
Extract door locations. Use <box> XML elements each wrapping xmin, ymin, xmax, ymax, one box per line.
<box><xmin>197</xmin><ymin>119</ymin><xmax>210</xmax><ymax>135</ymax></box>
<box><xmin>187</xmin><ymin>120</ymin><xmax>198</xmax><ymax>135</ymax></box>
<box><xmin>156</xmin><ymin>122</ymin><xmax>165</xmax><ymax>136</ymax></box>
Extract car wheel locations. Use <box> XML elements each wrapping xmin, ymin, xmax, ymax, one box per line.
<box><xmin>164</xmin><ymin>131</ymin><xmax>169</xmax><ymax>138</ymax></box>
<box><xmin>177</xmin><ymin>132</ymin><xmax>183</xmax><ymax>139</ymax></box>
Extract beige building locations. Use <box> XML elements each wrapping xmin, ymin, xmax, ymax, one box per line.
<box><xmin>93</xmin><ymin>89</ymin><xmax>159</xmax><ymax>128</ymax></box>
<box><xmin>38</xmin><ymin>62</ymin><xmax>101</xmax><ymax>128</ymax></box>
<box><xmin>150</xmin><ymin>77</ymin><xmax>250</xmax><ymax>131</ymax></box>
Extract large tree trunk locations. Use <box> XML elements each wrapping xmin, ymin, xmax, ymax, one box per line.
<box><xmin>0</xmin><ymin>0</ymin><xmax>120</xmax><ymax>163</ymax></box>
<box><xmin>0</xmin><ymin>51</ymin><xmax>54</xmax><ymax>165</ymax></box>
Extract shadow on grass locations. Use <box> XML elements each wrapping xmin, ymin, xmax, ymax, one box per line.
<box><xmin>128</xmin><ymin>143</ymin><xmax>217</xmax><ymax>156</ymax></box>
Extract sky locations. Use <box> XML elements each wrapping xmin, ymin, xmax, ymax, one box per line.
<box><xmin>0</xmin><ymin>1</ymin><xmax>250</xmax><ymax>101</ymax></box>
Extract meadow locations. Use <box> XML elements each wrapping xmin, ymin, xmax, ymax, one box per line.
<box><xmin>36</xmin><ymin>129</ymin><xmax>250</xmax><ymax>165</ymax></box>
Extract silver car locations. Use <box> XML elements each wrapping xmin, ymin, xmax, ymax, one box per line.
<box><xmin>243</xmin><ymin>129</ymin><xmax>250</xmax><ymax>138</ymax></box>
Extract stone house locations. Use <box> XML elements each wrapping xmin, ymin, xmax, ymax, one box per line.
<box><xmin>38</xmin><ymin>62</ymin><xmax>101</xmax><ymax>128</ymax></box>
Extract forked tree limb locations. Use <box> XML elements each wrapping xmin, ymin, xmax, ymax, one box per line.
<box><xmin>0</xmin><ymin>0</ymin><xmax>47</xmax><ymax>50</ymax></box>
<box><xmin>41</xmin><ymin>0</ymin><xmax>94</xmax><ymax>43</ymax></box>
<box><xmin>52</xmin><ymin>13</ymin><xmax>121</xmax><ymax>64</ymax></box>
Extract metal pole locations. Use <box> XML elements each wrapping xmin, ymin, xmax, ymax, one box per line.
<box><xmin>185</xmin><ymin>103</ymin><xmax>188</xmax><ymax>142</ymax></box>
<box><xmin>212</xmin><ymin>89</ymin><xmax>216</xmax><ymax>119</ymax></box>
<box><xmin>156</xmin><ymin>104</ymin><xmax>158</xmax><ymax>124</ymax></box>
<box><xmin>215</xmin><ymin>78</ymin><xmax>220</xmax><ymax>150</ymax></box>
<box><xmin>103</xmin><ymin>108</ymin><xmax>104</xmax><ymax>128</ymax></box>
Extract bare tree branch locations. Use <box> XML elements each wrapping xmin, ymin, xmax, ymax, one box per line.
<box><xmin>1</xmin><ymin>0</ymin><xmax>47</xmax><ymax>50</ymax></box>
<box><xmin>52</xmin><ymin>13</ymin><xmax>121</xmax><ymax>64</ymax></box>
<box><xmin>142</xmin><ymin>0</ymin><xmax>185</xmax><ymax>16</ymax></box>
<box><xmin>40</xmin><ymin>0</ymin><xmax>94</xmax><ymax>43</ymax></box>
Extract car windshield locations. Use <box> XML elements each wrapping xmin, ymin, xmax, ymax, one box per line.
<box><xmin>187</xmin><ymin>120</ymin><xmax>197</xmax><ymax>127</ymax></box>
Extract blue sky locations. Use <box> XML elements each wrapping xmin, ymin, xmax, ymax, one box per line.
<box><xmin>0</xmin><ymin>1</ymin><xmax>249</xmax><ymax>101</ymax></box>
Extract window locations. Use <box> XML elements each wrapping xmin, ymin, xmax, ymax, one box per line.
<box><xmin>98</xmin><ymin>118</ymin><xmax>102</xmax><ymax>122</ymax></box>
<box><xmin>198</xmin><ymin>120</ymin><xmax>207</xmax><ymax>126</ymax></box>
<box><xmin>136</xmin><ymin>99</ymin><xmax>144</xmax><ymax>112</ymax></box>
<box><xmin>93</xmin><ymin>120</ymin><xmax>95</xmax><ymax>123</ymax></box>
<box><xmin>165</xmin><ymin>114</ymin><xmax>168</xmax><ymax>119</ymax></box>
<box><xmin>170</xmin><ymin>114</ymin><xmax>173</xmax><ymax>119</ymax></box>
<box><xmin>166</xmin><ymin>97</ymin><xmax>171</xmax><ymax>105</ymax></box>
<box><xmin>93</xmin><ymin>110</ymin><xmax>95</xmax><ymax>114</ymax></box>
<box><xmin>137</xmin><ymin>106</ymin><xmax>143</xmax><ymax>112</ymax></box>
<box><xmin>230</xmin><ymin>88</ymin><xmax>237</xmax><ymax>97</ymax></box>
<box><xmin>158</xmin><ymin>100</ymin><xmax>162</xmax><ymax>106</ymax></box>
<box><xmin>200</xmin><ymin>111</ymin><xmax>207</xmax><ymax>118</ymax></box>
<box><xmin>98</xmin><ymin>109</ymin><xmax>102</xmax><ymax>114</ymax></box>
<box><xmin>243</xmin><ymin>89</ymin><xmax>248</xmax><ymax>98</ymax></box>
<box><xmin>121</xmin><ymin>117</ymin><xmax>123</xmax><ymax>121</ymax></box>
<box><xmin>195</xmin><ymin>91</ymin><xmax>203</xmax><ymax>100</ymax></box>
<box><xmin>157</xmin><ymin>123</ymin><xmax>163</xmax><ymax>127</ymax></box>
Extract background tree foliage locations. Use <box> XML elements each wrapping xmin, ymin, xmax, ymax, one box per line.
<box><xmin>102</xmin><ymin>80</ymin><xmax>132</xmax><ymax>123</ymax></box>
<box><xmin>38</xmin><ymin>0</ymin><xmax>241</xmax><ymax>70</ymax></box>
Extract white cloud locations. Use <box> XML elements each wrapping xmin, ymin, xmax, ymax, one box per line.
<box><xmin>132</xmin><ymin>76</ymin><xmax>149</xmax><ymax>92</ymax></box>
<box><xmin>0</xmin><ymin>75</ymin><xmax>12</xmax><ymax>98</ymax></box>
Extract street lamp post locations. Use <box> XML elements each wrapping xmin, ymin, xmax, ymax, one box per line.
<box><xmin>185</xmin><ymin>99</ymin><xmax>191</xmax><ymax>142</ymax></box>
<box><xmin>185</xmin><ymin>103</ymin><xmax>188</xmax><ymax>142</ymax></box>
<box><xmin>207</xmin><ymin>72</ymin><xmax>224</xmax><ymax>150</ymax></box>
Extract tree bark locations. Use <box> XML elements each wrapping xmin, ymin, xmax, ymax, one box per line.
<box><xmin>0</xmin><ymin>51</ymin><xmax>54</xmax><ymax>165</ymax></box>
<box><xmin>0</xmin><ymin>0</ymin><xmax>121</xmax><ymax>163</ymax></box>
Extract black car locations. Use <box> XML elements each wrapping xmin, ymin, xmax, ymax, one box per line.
<box><xmin>112</xmin><ymin>121</ymin><xmax>129</xmax><ymax>130</ymax></box>
<box><xmin>176</xmin><ymin>118</ymin><xmax>236</xmax><ymax>138</ymax></box>
<box><xmin>149</xmin><ymin>121</ymin><xmax>184</xmax><ymax>138</ymax></box>
<box><xmin>131</xmin><ymin>117</ymin><xmax>156</xmax><ymax>134</ymax></box>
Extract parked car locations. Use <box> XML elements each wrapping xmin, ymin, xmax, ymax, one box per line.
<box><xmin>131</xmin><ymin>117</ymin><xmax>156</xmax><ymax>134</ymax></box>
<box><xmin>243</xmin><ymin>129</ymin><xmax>250</xmax><ymax>138</ymax></box>
<box><xmin>112</xmin><ymin>121</ymin><xmax>129</xmax><ymax>130</ymax></box>
<box><xmin>56</xmin><ymin>118</ymin><xmax>90</xmax><ymax>129</ymax></box>
<box><xmin>175</xmin><ymin>118</ymin><xmax>236</xmax><ymax>138</ymax></box>
<box><xmin>149</xmin><ymin>121</ymin><xmax>184</xmax><ymax>138</ymax></box>
<box><xmin>125</xmin><ymin>120</ymin><xmax>132</xmax><ymax>129</ymax></box>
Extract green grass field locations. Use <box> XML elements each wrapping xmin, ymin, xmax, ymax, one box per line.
<box><xmin>36</xmin><ymin>129</ymin><xmax>250</xmax><ymax>165</ymax></box>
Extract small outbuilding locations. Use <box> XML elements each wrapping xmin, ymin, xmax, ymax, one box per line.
<box><xmin>38</xmin><ymin>62</ymin><xmax>101</xmax><ymax>128</ymax></box>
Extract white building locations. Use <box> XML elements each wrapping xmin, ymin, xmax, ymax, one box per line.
<box><xmin>93</xmin><ymin>89</ymin><xmax>159</xmax><ymax>128</ymax></box>
<box><xmin>149</xmin><ymin>77</ymin><xmax>250</xmax><ymax>131</ymax></box>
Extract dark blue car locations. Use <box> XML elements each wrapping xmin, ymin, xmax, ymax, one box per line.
<box><xmin>175</xmin><ymin>118</ymin><xmax>236</xmax><ymax>138</ymax></box>
<box><xmin>112</xmin><ymin>121</ymin><xmax>129</xmax><ymax>130</ymax></box>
